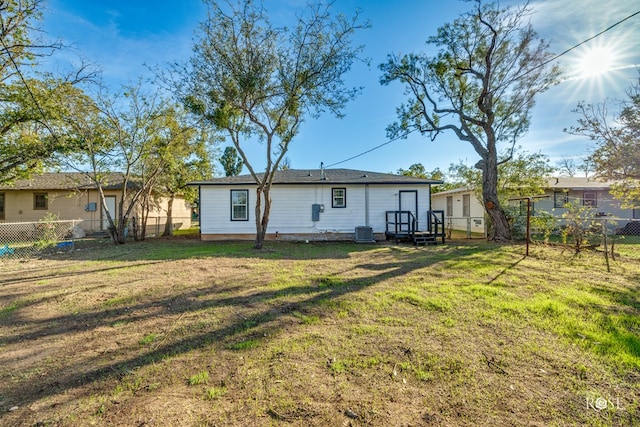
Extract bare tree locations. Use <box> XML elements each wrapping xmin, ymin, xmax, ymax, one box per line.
<box><xmin>568</xmin><ymin>73</ymin><xmax>640</xmax><ymax>208</ymax></box>
<box><xmin>169</xmin><ymin>0</ymin><xmax>368</xmax><ymax>249</ymax></box>
<box><xmin>379</xmin><ymin>0</ymin><xmax>561</xmax><ymax>241</ymax></box>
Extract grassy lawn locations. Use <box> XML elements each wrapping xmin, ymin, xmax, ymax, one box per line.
<box><xmin>0</xmin><ymin>238</ymin><xmax>638</xmax><ymax>426</ymax></box>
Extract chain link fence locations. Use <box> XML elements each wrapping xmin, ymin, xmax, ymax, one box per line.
<box><xmin>444</xmin><ymin>216</ymin><xmax>487</xmax><ymax>240</ymax></box>
<box><xmin>0</xmin><ymin>220</ymin><xmax>81</xmax><ymax>261</ymax></box>
<box><xmin>511</xmin><ymin>214</ymin><xmax>640</xmax><ymax>261</ymax></box>
<box><xmin>0</xmin><ymin>216</ymin><xmax>195</xmax><ymax>261</ymax></box>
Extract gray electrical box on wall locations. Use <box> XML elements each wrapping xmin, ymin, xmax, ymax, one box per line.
<box><xmin>311</xmin><ymin>204</ymin><xmax>322</xmax><ymax>221</ymax></box>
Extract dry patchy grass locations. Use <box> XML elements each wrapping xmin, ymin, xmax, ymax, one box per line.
<box><xmin>0</xmin><ymin>238</ymin><xmax>638</xmax><ymax>426</ymax></box>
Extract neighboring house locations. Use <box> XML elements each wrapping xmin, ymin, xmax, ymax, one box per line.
<box><xmin>432</xmin><ymin>177</ymin><xmax>638</xmax><ymax>235</ymax></box>
<box><xmin>190</xmin><ymin>168</ymin><xmax>443</xmax><ymax>242</ymax></box>
<box><xmin>431</xmin><ymin>187</ymin><xmax>486</xmax><ymax>235</ymax></box>
<box><xmin>0</xmin><ymin>172</ymin><xmax>192</xmax><ymax>234</ymax></box>
<box><xmin>535</xmin><ymin>177</ymin><xmax>636</xmax><ymax>221</ymax></box>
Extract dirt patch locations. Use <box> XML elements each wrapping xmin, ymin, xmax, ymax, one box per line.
<box><xmin>0</xmin><ymin>239</ymin><xmax>638</xmax><ymax>426</ymax></box>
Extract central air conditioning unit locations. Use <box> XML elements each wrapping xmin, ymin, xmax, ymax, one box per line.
<box><xmin>354</xmin><ymin>226</ymin><xmax>375</xmax><ymax>243</ymax></box>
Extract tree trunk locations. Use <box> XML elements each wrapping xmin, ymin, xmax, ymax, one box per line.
<box><xmin>481</xmin><ymin>155</ymin><xmax>511</xmax><ymax>242</ymax></box>
<box><xmin>163</xmin><ymin>195</ymin><xmax>175</xmax><ymax>236</ymax></box>
<box><xmin>116</xmin><ymin>218</ymin><xmax>127</xmax><ymax>244</ymax></box>
<box><xmin>253</xmin><ymin>186</ymin><xmax>271</xmax><ymax>249</ymax></box>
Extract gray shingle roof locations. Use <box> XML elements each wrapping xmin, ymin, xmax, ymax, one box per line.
<box><xmin>0</xmin><ymin>172</ymin><xmax>128</xmax><ymax>191</ymax></box>
<box><xmin>190</xmin><ymin>169</ymin><xmax>443</xmax><ymax>186</ymax></box>
<box><xmin>545</xmin><ymin>177</ymin><xmax>615</xmax><ymax>190</ymax></box>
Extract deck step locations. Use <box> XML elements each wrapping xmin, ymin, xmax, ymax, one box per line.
<box><xmin>413</xmin><ymin>232</ymin><xmax>437</xmax><ymax>246</ymax></box>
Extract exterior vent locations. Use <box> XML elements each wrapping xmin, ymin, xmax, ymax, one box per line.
<box><xmin>354</xmin><ymin>226</ymin><xmax>374</xmax><ymax>243</ymax></box>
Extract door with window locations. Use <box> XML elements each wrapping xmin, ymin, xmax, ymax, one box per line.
<box><xmin>102</xmin><ymin>196</ymin><xmax>116</xmax><ymax>230</ymax></box>
<box><xmin>399</xmin><ymin>190</ymin><xmax>418</xmax><ymax>232</ymax></box>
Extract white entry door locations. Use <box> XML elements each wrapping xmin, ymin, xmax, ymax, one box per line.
<box><xmin>399</xmin><ymin>190</ymin><xmax>418</xmax><ymax>231</ymax></box>
<box><xmin>102</xmin><ymin>196</ymin><xmax>116</xmax><ymax>230</ymax></box>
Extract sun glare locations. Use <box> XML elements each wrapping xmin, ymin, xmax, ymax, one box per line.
<box><xmin>577</xmin><ymin>46</ymin><xmax>615</xmax><ymax>78</ymax></box>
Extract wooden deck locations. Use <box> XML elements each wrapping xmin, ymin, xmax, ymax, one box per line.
<box><xmin>384</xmin><ymin>210</ymin><xmax>446</xmax><ymax>245</ymax></box>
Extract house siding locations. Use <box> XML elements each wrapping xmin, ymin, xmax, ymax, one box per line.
<box><xmin>199</xmin><ymin>183</ymin><xmax>433</xmax><ymax>240</ymax></box>
<box><xmin>432</xmin><ymin>189</ymin><xmax>485</xmax><ymax>234</ymax></box>
<box><xmin>0</xmin><ymin>189</ymin><xmax>192</xmax><ymax>233</ymax></box>
<box><xmin>535</xmin><ymin>189</ymin><xmax>631</xmax><ymax>219</ymax></box>
<box><xmin>0</xmin><ymin>189</ymin><xmax>116</xmax><ymax>228</ymax></box>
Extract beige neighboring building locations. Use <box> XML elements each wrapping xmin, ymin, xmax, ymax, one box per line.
<box><xmin>431</xmin><ymin>187</ymin><xmax>486</xmax><ymax>235</ymax></box>
<box><xmin>0</xmin><ymin>172</ymin><xmax>192</xmax><ymax>235</ymax></box>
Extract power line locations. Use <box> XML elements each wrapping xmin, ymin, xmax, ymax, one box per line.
<box><xmin>324</xmin><ymin>129</ymin><xmax>418</xmax><ymax>168</ymax></box>
<box><xmin>515</xmin><ymin>8</ymin><xmax>640</xmax><ymax>82</ymax></box>
<box><xmin>324</xmin><ymin>8</ymin><xmax>640</xmax><ymax>169</ymax></box>
<box><xmin>0</xmin><ymin>36</ymin><xmax>60</xmax><ymax>143</ymax></box>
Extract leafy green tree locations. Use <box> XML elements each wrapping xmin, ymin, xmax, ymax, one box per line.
<box><xmin>170</xmin><ymin>0</ymin><xmax>368</xmax><ymax>249</ymax></box>
<box><xmin>61</xmin><ymin>83</ymin><xmax>182</xmax><ymax>244</ymax></box>
<box><xmin>396</xmin><ymin>163</ymin><xmax>453</xmax><ymax>193</ymax></box>
<box><xmin>149</xmin><ymin>106</ymin><xmax>217</xmax><ymax>237</ymax></box>
<box><xmin>397</xmin><ymin>163</ymin><xmax>428</xmax><ymax>178</ymax></box>
<box><xmin>0</xmin><ymin>0</ymin><xmax>93</xmax><ymax>183</ymax></box>
<box><xmin>279</xmin><ymin>157</ymin><xmax>291</xmax><ymax>171</ymax></box>
<box><xmin>568</xmin><ymin>73</ymin><xmax>640</xmax><ymax>209</ymax></box>
<box><xmin>448</xmin><ymin>150</ymin><xmax>554</xmax><ymax>203</ymax></box>
<box><xmin>379</xmin><ymin>0</ymin><xmax>561</xmax><ymax>241</ymax></box>
<box><xmin>219</xmin><ymin>146</ymin><xmax>243</xmax><ymax>177</ymax></box>
<box><xmin>449</xmin><ymin>150</ymin><xmax>554</xmax><ymax>239</ymax></box>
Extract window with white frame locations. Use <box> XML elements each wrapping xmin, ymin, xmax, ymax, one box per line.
<box><xmin>332</xmin><ymin>188</ymin><xmax>346</xmax><ymax>208</ymax></box>
<box><xmin>446</xmin><ymin>196</ymin><xmax>453</xmax><ymax>217</ymax></box>
<box><xmin>230</xmin><ymin>189</ymin><xmax>249</xmax><ymax>221</ymax></box>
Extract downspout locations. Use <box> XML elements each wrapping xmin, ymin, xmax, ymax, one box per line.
<box><xmin>198</xmin><ymin>185</ymin><xmax>202</xmax><ymax>238</ymax></box>
<box><xmin>428</xmin><ymin>184</ymin><xmax>432</xmax><ymax>231</ymax></box>
<box><xmin>365</xmin><ymin>184</ymin><xmax>370</xmax><ymax>227</ymax></box>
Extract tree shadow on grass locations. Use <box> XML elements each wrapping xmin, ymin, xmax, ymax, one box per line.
<box><xmin>0</xmin><ymin>242</ymin><xmax>498</xmax><ymax>423</ymax></box>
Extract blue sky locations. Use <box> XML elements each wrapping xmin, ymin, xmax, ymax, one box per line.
<box><xmin>42</xmin><ymin>0</ymin><xmax>640</xmax><ymax>176</ymax></box>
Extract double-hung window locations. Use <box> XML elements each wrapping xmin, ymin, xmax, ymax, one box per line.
<box><xmin>332</xmin><ymin>188</ymin><xmax>346</xmax><ymax>208</ymax></box>
<box><xmin>230</xmin><ymin>190</ymin><xmax>249</xmax><ymax>221</ymax></box>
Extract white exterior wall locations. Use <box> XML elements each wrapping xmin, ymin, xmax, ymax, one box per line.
<box><xmin>432</xmin><ymin>189</ymin><xmax>485</xmax><ymax>234</ymax></box>
<box><xmin>199</xmin><ymin>183</ymin><xmax>433</xmax><ymax>239</ymax></box>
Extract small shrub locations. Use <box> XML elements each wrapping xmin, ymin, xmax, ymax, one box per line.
<box><xmin>139</xmin><ymin>333</ymin><xmax>158</xmax><ymax>346</ymax></box>
<box><xmin>189</xmin><ymin>371</ymin><xmax>209</xmax><ymax>386</ymax></box>
<box><xmin>561</xmin><ymin>202</ymin><xmax>600</xmax><ymax>252</ymax></box>
<box><xmin>35</xmin><ymin>213</ymin><xmax>61</xmax><ymax>249</ymax></box>
<box><xmin>206</xmin><ymin>386</ymin><xmax>227</xmax><ymax>400</ymax></box>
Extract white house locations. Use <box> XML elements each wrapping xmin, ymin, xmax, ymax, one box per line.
<box><xmin>190</xmin><ymin>168</ymin><xmax>443</xmax><ymax>242</ymax></box>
